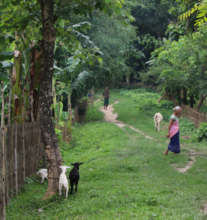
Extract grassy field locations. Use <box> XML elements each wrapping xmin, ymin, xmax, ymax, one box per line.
<box><xmin>6</xmin><ymin>89</ymin><xmax>207</xmax><ymax>220</ymax></box>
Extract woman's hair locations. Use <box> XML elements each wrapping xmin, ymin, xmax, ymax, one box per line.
<box><xmin>173</xmin><ymin>106</ymin><xmax>182</xmax><ymax>112</ymax></box>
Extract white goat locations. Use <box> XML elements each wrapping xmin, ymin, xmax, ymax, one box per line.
<box><xmin>59</xmin><ymin>165</ymin><xmax>71</xmax><ymax>198</ymax></box>
<box><xmin>153</xmin><ymin>112</ymin><xmax>163</xmax><ymax>132</ymax></box>
<box><xmin>37</xmin><ymin>168</ymin><xmax>48</xmax><ymax>183</ymax></box>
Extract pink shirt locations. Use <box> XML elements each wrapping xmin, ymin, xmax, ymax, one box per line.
<box><xmin>169</xmin><ymin>114</ymin><xmax>179</xmax><ymax>138</ymax></box>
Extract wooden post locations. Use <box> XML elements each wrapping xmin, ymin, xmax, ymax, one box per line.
<box><xmin>0</xmin><ymin>129</ymin><xmax>6</xmax><ymax>220</ymax></box>
<box><xmin>1</xmin><ymin>83</ymin><xmax>5</xmax><ymax>128</ymax></box>
<box><xmin>14</xmin><ymin>122</ymin><xmax>18</xmax><ymax>195</ymax></box>
<box><xmin>8</xmin><ymin>69</ymin><xmax>12</xmax><ymax>125</ymax></box>
<box><xmin>30</xmin><ymin>91</ymin><xmax>35</xmax><ymax>122</ymax></box>
<box><xmin>22</xmin><ymin>89</ymin><xmax>26</xmax><ymax>180</ymax></box>
<box><xmin>0</xmin><ymin>82</ymin><xmax>6</xmax><ymax>220</ymax></box>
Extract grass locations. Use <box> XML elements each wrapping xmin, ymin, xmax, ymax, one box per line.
<box><xmin>6</xmin><ymin>89</ymin><xmax>207</xmax><ymax>220</ymax></box>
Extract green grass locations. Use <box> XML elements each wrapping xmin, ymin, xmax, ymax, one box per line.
<box><xmin>6</xmin><ymin>89</ymin><xmax>207</xmax><ymax>220</ymax></box>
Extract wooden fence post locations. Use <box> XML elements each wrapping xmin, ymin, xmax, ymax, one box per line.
<box><xmin>22</xmin><ymin>122</ymin><xmax>25</xmax><ymax>181</ymax></box>
<box><xmin>0</xmin><ymin>82</ymin><xmax>6</xmax><ymax>220</ymax></box>
<box><xmin>0</xmin><ymin>128</ymin><xmax>6</xmax><ymax>220</ymax></box>
<box><xmin>14</xmin><ymin>122</ymin><xmax>18</xmax><ymax>195</ymax></box>
<box><xmin>0</xmin><ymin>120</ymin><xmax>44</xmax><ymax>217</ymax></box>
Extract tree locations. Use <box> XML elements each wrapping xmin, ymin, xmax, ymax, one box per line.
<box><xmin>0</xmin><ymin>0</ymin><xmax>125</xmax><ymax>198</ymax></box>
<box><xmin>130</xmin><ymin>0</ymin><xmax>179</xmax><ymax>74</ymax></box>
<box><xmin>87</xmin><ymin>11</ymin><xmax>139</xmax><ymax>86</ymax></box>
<box><xmin>147</xmin><ymin>25</ymin><xmax>207</xmax><ymax>110</ymax></box>
<box><xmin>38</xmin><ymin>0</ymin><xmax>125</xmax><ymax>198</ymax></box>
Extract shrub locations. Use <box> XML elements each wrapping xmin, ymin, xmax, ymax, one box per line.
<box><xmin>85</xmin><ymin>105</ymin><xmax>104</xmax><ymax>122</ymax></box>
<box><xmin>196</xmin><ymin>122</ymin><xmax>207</xmax><ymax>142</ymax></box>
<box><xmin>179</xmin><ymin>118</ymin><xmax>195</xmax><ymax>136</ymax></box>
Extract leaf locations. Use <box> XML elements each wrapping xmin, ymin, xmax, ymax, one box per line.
<box><xmin>0</xmin><ymin>51</ymin><xmax>14</xmax><ymax>61</ymax></box>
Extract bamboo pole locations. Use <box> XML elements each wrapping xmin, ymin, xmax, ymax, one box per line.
<box><xmin>1</xmin><ymin>83</ymin><xmax>5</xmax><ymax>128</ymax></box>
<box><xmin>1</xmin><ymin>82</ymin><xmax>6</xmax><ymax>220</ymax></box>
<box><xmin>30</xmin><ymin>91</ymin><xmax>34</xmax><ymax>122</ymax></box>
<box><xmin>22</xmin><ymin>88</ymin><xmax>26</xmax><ymax>180</ymax></box>
<box><xmin>14</xmin><ymin>121</ymin><xmax>18</xmax><ymax>195</ymax></box>
<box><xmin>8</xmin><ymin>68</ymin><xmax>12</xmax><ymax>125</ymax></box>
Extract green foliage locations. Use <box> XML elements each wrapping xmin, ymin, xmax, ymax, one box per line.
<box><xmin>179</xmin><ymin>118</ymin><xmax>195</xmax><ymax>136</ymax></box>
<box><xmin>129</xmin><ymin>0</ymin><xmax>179</xmax><ymax>74</ymax></box>
<box><xmin>179</xmin><ymin>0</ymin><xmax>207</xmax><ymax>27</ymax></box>
<box><xmin>55</xmin><ymin>128</ymin><xmax>63</xmax><ymax>142</ymax></box>
<box><xmin>196</xmin><ymin>122</ymin><xmax>207</xmax><ymax>142</ymax></box>
<box><xmin>87</xmin><ymin>10</ymin><xmax>139</xmax><ymax>86</ymax></box>
<box><xmin>146</xmin><ymin>25</ymin><xmax>207</xmax><ymax>107</ymax></box>
<box><xmin>85</xmin><ymin>105</ymin><xmax>104</xmax><ymax>122</ymax></box>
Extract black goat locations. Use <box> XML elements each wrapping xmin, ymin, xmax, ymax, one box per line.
<box><xmin>69</xmin><ymin>162</ymin><xmax>83</xmax><ymax>194</ymax></box>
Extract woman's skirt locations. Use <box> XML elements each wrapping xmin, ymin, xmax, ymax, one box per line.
<box><xmin>168</xmin><ymin>131</ymin><xmax>180</xmax><ymax>153</ymax></box>
<box><xmin>104</xmin><ymin>97</ymin><xmax>109</xmax><ymax>106</ymax></box>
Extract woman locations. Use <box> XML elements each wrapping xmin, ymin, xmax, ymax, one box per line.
<box><xmin>164</xmin><ymin>106</ymin><xmax>182</xmax><ymax>155</ymax></box>
<box><xmin>103</xmin><ymin>87</ymin><xmax>110</xmax><ymax>110</ymax></box>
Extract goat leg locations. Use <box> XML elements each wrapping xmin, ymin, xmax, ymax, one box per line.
<box><xmin>75</xmin><ymin>183</ymin><xmax>78</xmax><ymax>192</ymax></box>
<box><xmin>70</xmin><ymin>182</ymin><xmax>74</xmax><ymax>194</ymax></box>
<box><xmin>59</xmin><ymin>184</ymin><xmax>62</xmax><ymax>196</ymax></box>
<box><xmin>66</xmin><ymin>187</ymin><xmax>68</xmax><ymax>198</ymax></box>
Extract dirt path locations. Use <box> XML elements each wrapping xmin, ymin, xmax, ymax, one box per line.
<box><xmin>100</xmin><ymin>101</ymin><xmax>199</xmax><ymax>174</ymax></box>
<box><xmin>174</xmin><ymin>151</ymin><xmax>207</xmax><ymax>174</ymax></box>
<box><xmin>174</xmin><ymin>154</ymin><xmax>196</xmax><ymax>173</ymax></box>
<box><xmin>100</xmin><ymin>101</ymin><xmax>154</xmax><ymax>140</ymax></box>
<box><xmin>100</xmin><ymin>100</ymin><xmax>207</xmax><ymax>214</ymax></box>
<box><xmin>201</xmin><ymin>203</ymin><xmax>207</xmax><ymax>215</ymax></box>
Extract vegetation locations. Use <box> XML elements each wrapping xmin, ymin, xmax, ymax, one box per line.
<box><xmin>1</xmin><ymin>0</ymin><xmax>207</xmax><ymax>218</ymax></box>
<box><xmin>145</xmin><ymin>25</ymin><xmax>207</xmax><ymax>110</ymax></box>
<box><xmin>6</xmin><ymin>90</ymin><xmax>207</xmax><ymax>220</ymax></box>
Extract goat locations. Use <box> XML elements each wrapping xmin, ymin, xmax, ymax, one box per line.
<box><xmin>69</xmin><ymin>162</ymin><xmax>83</xmax><ymax>194</ymax></box>
<box><xmin>59</xmin><ymin>165</ymin><xmax>71</xmax><ymax>198</ymax></box>
<box><xmin>36</xmin><ymin>168</ymin><xmax>48</xmax><ymax>183</ymax></box>
<box><xmin>153</xmin><ymin>112</ymin><xmax>163</xmax><ymax>132</ymax></box>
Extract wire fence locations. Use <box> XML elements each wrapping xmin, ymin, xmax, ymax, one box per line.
<box><xmin>182</xmin><ymin>105</ymin><xmax>207</xmax><ymax>127</ymax></box>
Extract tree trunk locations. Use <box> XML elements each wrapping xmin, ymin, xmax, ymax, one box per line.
<box><xmin>1</xmin><ymin>83</ymin><xmax>5</xmax><ymax>128</ymax></box>
<box><xmin>52</xmin><ymin>78</ymin><xmax>57</xmax><ymax>121</ymax></box>
<box><xmin>89</xmin><ymin>88</ymin><xmax>95</xmax><ymax>105</ymax></box>
<box><xmin>31</xmin><ymin>44</ymin><xmax>43</xmax><ymax>121</ymax></box>
<box><xmin>39</xmin><ymin>0</ymin><xmax>62</xmax><ymax>199</ymax></box>
<box><xmin>190</xmin><ymin>95</ymin><xmax>195</xmax><ymax>108</ymax></box>
<box><xmin>67</xmin><ymin>94</ymin><xmax>72</xmax><ymax>141</ymax></box>
<box><xmin>176</xmin><ymin>89</ymin><xmax>181</xmax><ymax>105</ymax></box>
<box><xmin>197</xmin><ymin>95</ymin><xmax>207</xmax><ymax>112</ymax></box>
<box><xmin>182</xmin><ymin>88</ymin><xmax>188</xmax><ymax>105</ymax></box>
<box><xmin>126</xmin><ymin>75</ymin><xmax>130</xmax><ymax>86</ymax></box>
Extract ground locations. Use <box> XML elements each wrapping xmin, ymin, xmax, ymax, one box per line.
<box><xmin>6</xmin><ymin>89</ymin><xmax>207</xmax><ymax>220</ymax></box>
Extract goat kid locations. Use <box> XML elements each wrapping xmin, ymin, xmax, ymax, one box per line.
<box><xmin>36</xmin><ymin>168</ymin><xmax>48</xmax><ymax>183</ymax></box>
<box><xmin>59</xmin><ymin>165</ymin><xmax>71</xmax><ymax>198</ymax></box>
<box><xmin>153</xmin><ymin>112</ymin><xmax>163</xmax><ymax>132</ymax></box>
<box><xmin>69</xmin><ymin>162</ymin><xmax>83</xmax><ymax>194</ymax></box>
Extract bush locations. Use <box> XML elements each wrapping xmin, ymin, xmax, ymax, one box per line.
<box><xmin>85</xmin><ymin>105</ymin><xmax>104</xmax><ymax>122</ymax></box>
<box><xmin>196</xmin><ymin>122</ymin><xmax>207</xmax><ymax>142</ymax></box>
<box><xmin>179</xmin><ymin>118</ymin><xmax>195</xmax><ymax>136</ymax></box>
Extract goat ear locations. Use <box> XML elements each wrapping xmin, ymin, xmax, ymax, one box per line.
<box><xmin>80</xmin><ymin>162</ymin><xmax>84</xmax><ymax>165</ymax></box>
<box><xmin>71</xmin><ymin>163</ymin><xmax>75</xmax><ymax>166</ymax></box>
